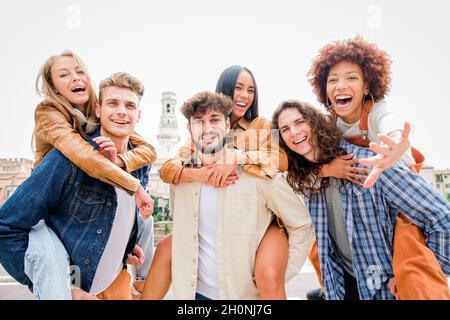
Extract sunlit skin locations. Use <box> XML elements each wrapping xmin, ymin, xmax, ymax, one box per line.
<box><xmin>229</xmin><ymin>70</ymin><xmax>255</xmax><ymax>126</ymax></box>
<box><xmin>324</xmin><ymin>60</ymin><xmax>411</xmax><ymax>189</ymax></box>
<box><xmin>50</xmin><ymin>56</ymin><xmax>90</xmax><ymax>113</ymax></box>
<box><xmin>188</xmin><ymin>109</ymin><xmax>230</xmax><ymax>159</ymax></box>
<box><xmin>277</xmin><ymin>108</ymin><xmax>320</xmax><ymax>163</ymax></box>
<box><xmin>93</xmin><ymin>86</ymin><xmax>152</xmax><ymax>222</ymax></box>
<box><xmin>326</xmin><ymin>60</ymin><xmax>368</xmax><ymax>124</ymax></box>
<box><xmin>95</xmin><ymin>86</ymin><xmax>141</xmax><ymax>153</ymax></box>
<box><xmin>71</xmin><ymin>85</ymin><xmax>151</xmax><ymax>300</ymax></box>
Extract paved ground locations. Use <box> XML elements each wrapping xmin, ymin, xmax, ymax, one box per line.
<box><xmin>0</xmin><ymin>262</ymin><xmax>320</xmax><ymax>300</ymax></box>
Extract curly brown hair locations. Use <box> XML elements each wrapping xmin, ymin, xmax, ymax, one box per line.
<box><xmin>272</xmin><ymin>100</ymin><xmax>346</xmax><ymax>197</ymax></box>
<box><xmin>181</xmin><ymin>91</ymin><xmax>232</xmax><ymax>122</ymax></box>
<box><xmin>307</xmin><ymin>36</ymin><xmax>392</xmax><ymax>108</ymax></box>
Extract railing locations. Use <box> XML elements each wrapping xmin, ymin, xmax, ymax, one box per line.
<box><xmin>153</xmin><ymin>221</ymin><xmax>173</xmax><ymax>244</ymax></box>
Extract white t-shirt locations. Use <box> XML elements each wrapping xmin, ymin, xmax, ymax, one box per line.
<box><xmin>336</xmin><ymin>101</ymin><xmax>415</xmax><ymax>166</ymax></box>
<box><xmin>196</xmin><ymin>184</ymin><xmax>220</xmax><ymax>300</ymax></box>
<box><xmin>89</xmin><ymin>188</ymin><xmax>136</xmax><ymax>295</ymax></box>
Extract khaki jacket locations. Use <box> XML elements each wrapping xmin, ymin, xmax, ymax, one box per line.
<box><xmin>160</xmin><ymin>117</ymin><xmax>288</xmax><ymax>184</ymax></box>
<box><xmin>34</xmin><ymin>98</ymin><xmax>157</xmax><ymax>194</ymax></box>
<box><xmin>171</xmin><ymin>171</ymin><xmax>313</xmax><ymax>300</ymax></box>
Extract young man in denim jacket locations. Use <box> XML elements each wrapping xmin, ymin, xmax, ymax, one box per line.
<box><xmin>0</xmin><ymin>72</ymin><xmax>153</xmax><ymax>299</ymax></box>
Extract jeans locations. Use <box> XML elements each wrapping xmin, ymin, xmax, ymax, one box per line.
<box><xmin>195</xmin><ymin>292</ymin><xmax>212</xmax><ymax>300</ymax></box>
<box><xmin>343</xmin><ymin>269</ymin><xmax>360</xmax><ymax>300</ymax></box>
<box><xmin>24</xmin><ymin>220</ymin><xmax>72</xmax><ymax>300</ymax></box>
<box><xmin>135</xmin><ymin>215</ymin><xmax>154</xmax><ymax>281</ymax></box>
<box><xmin>25</xmin><ymin>216</ymin><xmax>154</xmax><ymax>299</ymax></box>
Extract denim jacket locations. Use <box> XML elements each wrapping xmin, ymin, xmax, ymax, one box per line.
<box><xmin>0</xmin><ymin>130</ymin><xmax>150</xmax><ymax>292</ymax></box>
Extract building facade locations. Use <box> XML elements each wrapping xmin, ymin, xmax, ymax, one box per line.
<box><xmin>434</xmin><ymin>169</ymin><xmax>450</xmax><ymax>201</ymax></box>
<box><xmin>0</xmin><ymin>158</ymin><xmax>33</xmax><ymax>205</ymax></box>
<box><xmin>148</xmin><ymin>92</ymin><xmax>181</xmax><ymax>218</ymax></box>
<box><xmin>419</xmin><ymin>165</ymin><xmax>450</xmax><ymax>201</ymax></box>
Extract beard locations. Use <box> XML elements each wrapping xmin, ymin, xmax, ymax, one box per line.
<box><xmin>194</xmin><ymin>135</ymin><xmax>227</xmax><ymax>155</ymax></box>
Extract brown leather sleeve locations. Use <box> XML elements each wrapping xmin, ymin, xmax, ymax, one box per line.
<box><xmin>238</xmin><ymin>118</ymin><xmax>289</xmax><ymax>178</ymax></box>
<box><xmin>118</xmin><ymin>132</ymin><xmax>157</xmax><ymax>172</ymax></box>
<box><xmin>34</xmin><ymin>104</ymin><xmax>140</xmax><ymax>194</ymax></box>
<box><xmin>159</xmin><ymin>138</ymin><xmax>194</xmax><ymax>184</ymax></box>
<box><xmin>244</xmin><ymin>134</ymin><xmax>288</xmax><ymax>176</ymax></box>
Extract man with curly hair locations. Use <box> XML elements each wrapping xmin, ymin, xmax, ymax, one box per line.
<box><xmin>272</xmin><ymin>100</ymin><xmax>450</xmax><ymax>300</ymax></box>
<box><xmin>305</xmin><ymin>36</ymin><xmax>450</xmax><ymax>300</ymax></box>
<box><xmin>170</xmin><ymin>91</ymin><xmax>313</xmax><ymax>300</ymax></box>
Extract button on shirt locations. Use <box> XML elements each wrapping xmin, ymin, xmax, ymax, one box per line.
<box><xmin>89</xmin><ymin>188</ymin><xmax>136</xmax><ymax>295</ymax></box>
<box><xmin>171</xmin><ymin>172</ymin><xmax>313</xmax><ymax>299</ymax></box>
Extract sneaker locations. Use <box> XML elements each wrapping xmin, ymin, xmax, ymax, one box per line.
<box><xmin>306</xmin><ymin>288</ymin><xmax>325</xmax><ymax>300</ymax></box>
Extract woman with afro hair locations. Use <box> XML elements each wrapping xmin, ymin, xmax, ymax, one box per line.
<box><xmin>306</xmin><ymin>36</ymin><xmax>450</xmax><ymax>300</ymax></box>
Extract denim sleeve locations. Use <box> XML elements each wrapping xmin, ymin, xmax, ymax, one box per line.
<box><xmin>0</xmin><ymin>150</ymin><xmax>74</xmax><ymax>287</ymax></box>
<box><xmin>139</xmin><ymin>165</ymin><xmax>151</xmax><ymax>189</ymax></box>
<box><xmin>380</xmin><ymin>165</ymin><xmax>450</xmax><ymax>276</ymax></box>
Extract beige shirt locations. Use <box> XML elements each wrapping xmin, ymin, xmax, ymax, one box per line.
<box><xmin>171</xmin><ymin>171</ymin><xmax>313</xmax><ymax>300</ymax></box>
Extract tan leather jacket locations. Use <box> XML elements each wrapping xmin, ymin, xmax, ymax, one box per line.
<box><xmin>34</xmin><ymin>98</ymin><xmax>157</xmax><ymax>194</ymax></box>
<box><xmin>160</xmin><ymin>116</ymin><xmax>288</xmax><ymax>184</ymax></box>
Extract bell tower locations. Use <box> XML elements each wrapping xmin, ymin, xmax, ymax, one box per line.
<box><xmin>157</xmin><ymin>92</ymin><xmax>180</xmax><ymax>159</ymax></box>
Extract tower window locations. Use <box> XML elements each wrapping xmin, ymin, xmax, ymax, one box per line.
<box><xmin>166</xmin><ymin>104</ymin><xmax>171</xmax><ymax>113</ymax></box>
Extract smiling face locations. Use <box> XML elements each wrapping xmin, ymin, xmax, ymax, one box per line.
<box><xmin>231</xmin><ymin>70</ymin><xmax>255</xmax><ymax>121</ymax></box>
<box><xmin>50</xmin><ymin>56</ymin><xmax>90</xmax><ymax>110</ymax></box>
<box><xmin>95</xmin><ymin>86</ymin><xmax>141</xmax><ymax>139</ymax></box>
<box><xmin>326</xmin><ymin>60</ymin><xmax>368</xmax><ymax>123</ymax></box>
<box><xmin>277</xmin><ymin>107</ymin><xmax>319</xmax><ymax>162</ymax></box>
<box><xmin>189</xmin><ymin>109</ymin><xmax>230</xmax><ymax>154</ymax></box>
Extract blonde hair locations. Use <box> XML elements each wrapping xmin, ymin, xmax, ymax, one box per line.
<box><xmin>98</xmin><ymin>72</ymin><xmax>144</xmax><ymax>105</ymax></box>
<box><xmin>35</xmin><ymin>50</ymin><xmax>99</xmax><ymax>136</ymax></box>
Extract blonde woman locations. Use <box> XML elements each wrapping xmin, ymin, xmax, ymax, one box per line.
<box><xmin>25</xmin><ymin>51</ymin><xmax>156</xmax><ymax>299</ymax></box>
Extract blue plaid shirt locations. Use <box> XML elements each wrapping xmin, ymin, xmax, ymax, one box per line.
<box><xmin>305</xmin><ymin>141</ymin><xmax>450</xmax><ymax>300</ymax></box>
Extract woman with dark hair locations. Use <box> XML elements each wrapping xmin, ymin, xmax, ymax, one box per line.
<box><xmin>142</xmin><ymin>66</ymin><xmax>291</xmax><ymax>300</ymax></box>
<box><xmin>161</xmin><ymin>65</ymin><xmax>285</xmax><ymax>185</ymax></box>
<box><xmin>215</xmin><ymin>65</ymin><xmax>259</xmax><ymax>123</ymax></box>
<box><xmin>272</xmin><ymin>100</ymin><xmax>450</xmax><ymax>300</ymax></box>
<box><xmin>305</xmin><ymin>36</ymin><xmax>450</xmax><ymax>299</ymax></box>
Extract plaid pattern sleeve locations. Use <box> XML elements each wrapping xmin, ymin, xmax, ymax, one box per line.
<box><xmin>379</xmin><ymin>161</ymin><xmax>450</xmax><ymax>276</ymax></box>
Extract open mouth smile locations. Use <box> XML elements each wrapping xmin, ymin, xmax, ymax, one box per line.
<box><xmin>112</xmin><ymin>119</ymin><xmax>130</xmax><ymax>125</ymax></box>
<box><xmin>334</xmin><ymin>95</ymin><xmax>353</xmax><ymax>108</ymax></box>
<box><xmin>201</xmin><ymin>134</ymin><xmax>218</xmax><ymax>143</ymax></box>
<box><xmin>235</xmin><ymin>101</ymin><xmax>247</xmax><ymax>109</ymax></box>
<box><xmin>71</xmin><ymin>85</ymin><xmax>86</xmax><ymax>93</ymax></box>
<box><xmin>293</xmin><ymin>136</ymin><xmax>307</xmax><ymax>146</ymax></box>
